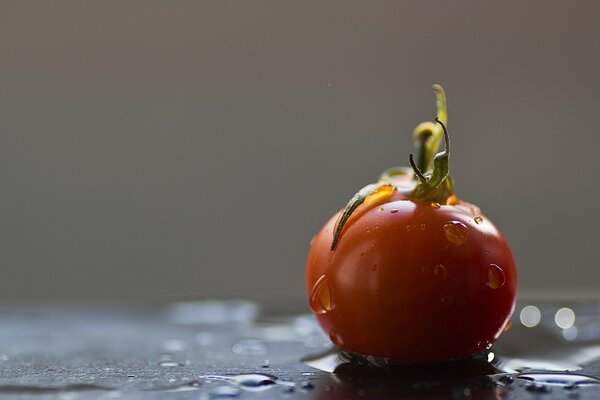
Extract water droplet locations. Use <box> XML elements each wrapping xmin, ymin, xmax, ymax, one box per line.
<box><xmin>159</xmin><ymin>361</ymin><xmax>184</xmax><ymax>367</ymax></box>
<box><xmin>377</xmin><ymin>207</ymin><xmax>384</xmax><ymax>212</ymax></box>
<box><xmin>431</xmin><ymin>202</ymin><xmax>441</xmax><ymax>209</ymax></box>
<box><xmin>493</xmin><ymin>374</ymin><xmax>514</xmax><ymax>386</ymax></box>
<box><xmin>487</xmin><ymin>264</ymin><xmax>506</xmax><ymax>289</ymax></box>
<box><xmin>443</xmin><ymin>221</ymin><xmax>469</xmax><ymax>245</ymax></box>
<box><xmin>232</xmin><ymin>339</ymin><xmax>268</xmax><ymax>356</ymax></box>
<box><xmin>420</xmin><ymin>223</ymin><xmax>426</xmax><ymax>230</ymax></box>
<box><xmin>517</xmin><ymin>373</ymin><xmax>600</xmax><ymax>387</ymax></box>
<box><xmin>374</xmin><ymin>224</ymin><xmax>380</xmax><ymax>230</ymax></box>
<box><xmin>406</xmin><ymin>225</ymin><xmax>412</xmax><ymax>232</ymax></box>
<box><xmin>433</xmin><ymin>264</ymin><xmax>448</xmax><ymax>280</ymax></box>
<box><xmin>309</xmin><ymin>275</ymin><xmax>335</xmax><ymax>314</ymax></box>
<box><xmin>474</xmin><ymin>216</ymin><xmax>483</xmax><ymax>224</ymax></box>
<box><xmin>261</xmin><ymin>359</ymin><xmax>269</xmax><ymax>368</ymax></box>
<box><xmin>301</xmin><ymin>381</ymin><xmax>314</xmax><ymax>390</ymax></box>
<box><xmin>390</xmin><ymin>209</ymin><xmax>398</xmax><ymax>214</ymax></box>
<box><xmin>202</xmin><ymin>373</ymin><xmax>287</xmax><ymax>393</ymax></box>
<box><xmin>232</xmin><ymin>374</ymin><xmax>277</xmax><ymax>389</ymax></box>
<box><xmin>329</xmin><ymin>331</ymin><xmax>344</xmax><ymax>346</ymax></box>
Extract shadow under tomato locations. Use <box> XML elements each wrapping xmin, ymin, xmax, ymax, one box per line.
<box><xmin>304</xmin><ymin>349</ymin><xmax>503</xmax><ymax>400</ymax></box>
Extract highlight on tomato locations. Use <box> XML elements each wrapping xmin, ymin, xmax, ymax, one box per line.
<box><xmin>305</xmin><ymin>85</ymin><xmax>517</xmax><ymax>363</ymax></box>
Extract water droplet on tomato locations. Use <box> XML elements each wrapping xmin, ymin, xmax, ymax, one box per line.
<box><xmin>374</xmin><ymin>224</ymin><xmax>380</xmax><ymax>230</ymax></box>
<box><xmin>406</xmin><ymin>225</ymin><xmax>412</xmax><ymax>232</ymax></box>
<box><xmin>390</xmin><ymin>209</ymin><xmax>398</xmax><ymax>214</ymax></box>
<box><xmin>310</xmin><ymin>275</ymin><xmax>335</xmax><ymax>314</ymax></box>
<box><xmin>487</xmin><ymin>264</ymin><xmax>506</xmax><ymax>289</ymax></box>
<box><xmin>365</xmin><ymin>229</ymin><xmax>371</xmax><ymax>234</ymax></box>
<box><xmin>433</xmin><ymin>264</ymin><xmax>448</xmax><ymax>280</ymax></box>
<box><xmin>377</xmin><ymin>207</ymin><xmax>384</xmax><ymax>212</ymax></box>
<box><xmin>443</xmin><ymin>221</ymin><xmax>469</xmax><ymax>245</ymax></box>
<box><xmin>474</xmin><ymin>216</ymin><xmax>484</xmax><ymax>224</ymax></box>
<box><xmin>430</xmin><ymin>202</ymin><xmax>441</xmax><ymax>209</ymax></box>
<box><xmin>420</xmin><ymin>223</ymin><xmax>426</xmax><ymax>231</ymax></box>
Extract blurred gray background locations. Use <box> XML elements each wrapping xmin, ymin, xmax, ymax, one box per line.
<box><xmin>1</xmin><ymin>1</ymin><xmax>599</xmax><ymax>313</ymax></box>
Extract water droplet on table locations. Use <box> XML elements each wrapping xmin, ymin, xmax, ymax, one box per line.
<box><xmin>231</xmin><ymin>338</ymin><xmax>268</xmax><ymax>356</ymax></box>
<box><xmin>517</xmin><ymin>372</ymin><xmax>600</xmax><ymax>387</ymax></box>
<box><xmin>159</xmin><ymin>361</ymin><xmax>184</xmax><ymax>367</ymax></box>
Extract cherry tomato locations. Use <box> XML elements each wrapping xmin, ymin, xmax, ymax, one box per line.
<box><xmin>305</xmin><ymin>85</ymin><xmax>517</xmax><ymax>363</ymax></box>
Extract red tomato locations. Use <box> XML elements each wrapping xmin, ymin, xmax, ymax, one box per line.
<box><xmin>306</xmin><ymin>199</ymin><xmax>516</xmax><ymax>363</ymax></box>
<box><xmin>305</xmin><ymin>85</ymin><xmax>517</xmax><ymax>363</ymax></box>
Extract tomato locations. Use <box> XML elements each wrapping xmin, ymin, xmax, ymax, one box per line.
<box><xmin>305</xmin><ymin>85</ymin><xmax>517</xmax><ymax>363</ymax></box>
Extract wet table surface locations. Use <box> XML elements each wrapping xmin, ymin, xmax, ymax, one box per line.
<box><xmin>1</xmin><ymin>300</ymin><xmax>600</xmax><ymax>399</ymax></box>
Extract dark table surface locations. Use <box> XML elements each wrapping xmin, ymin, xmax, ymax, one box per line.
<box><xmin>0</xmin><ymin>300</ymin><xmax>599</xmax><ymax>399</ymax></box>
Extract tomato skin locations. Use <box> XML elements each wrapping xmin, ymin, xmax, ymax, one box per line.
<box><xmin>305</xmin><ymin>199</ymin><xmax>517</xmax><ymax>363</ymax></box>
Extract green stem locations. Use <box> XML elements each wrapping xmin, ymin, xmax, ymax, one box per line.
<box><xmin>408</xmin><ymin>118</ymin><xmax>453</xmax><ymax>203</ymax></box>
<box><xmin>412</xmin><ymin>84</ymin><xmax>447</xmax><ymax>173</ymax></box>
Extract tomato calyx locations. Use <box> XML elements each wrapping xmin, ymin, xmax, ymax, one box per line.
<box><xmin>330</xmin><ymin>84</ymin><xmax>456</xmax><ymax>250</ymax></box>
<box><xmin>330</xmin><ymin>183</ymin><xmax>396</xmax><ymax>250</ymax></box>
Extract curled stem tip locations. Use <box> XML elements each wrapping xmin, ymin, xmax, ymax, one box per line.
<box><xmin>413</xmin><ymin>85</ymin><xmax>448</xmax><ymax>173</ymax></box>
<box><xmin>435</xmin><ymin>117</ymin><xmax>450</xmax><ymax>156</ymax></box>
<box><xmin>409</xmin><ymin>153</ymin><xmax>426</xmax><ymax>182</ymax></box>
<box><xmin>407</xmin><ymin>112</ymin><xmax>453</xmax><ymax>203</ymax></box>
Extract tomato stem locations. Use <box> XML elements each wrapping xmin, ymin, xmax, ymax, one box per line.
<box><xmin>408</xmin><ymin>118</ymin><xmax>454</xmax><ymax>203</ymax></box>
<box><xmin>413</xmin><ymin>85</ymin><xmax>447</xmax><ymax>173</ymax></box>
<box><xmin>409</xmin><ymin>153</ymin><xmax>427</xmax><ymax>182</ymax></box>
